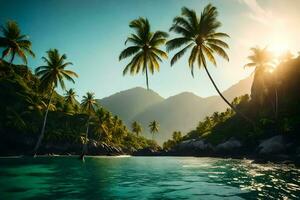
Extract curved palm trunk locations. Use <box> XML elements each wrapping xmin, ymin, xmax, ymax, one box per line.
<box><xmin>81</xmin><ymin>116</ymin><xmax>90</xmax><ymax>158</ymax></box>
<box><xmin>203</xmin><ymin>65</ymin><xmax>255</xmax><ymax>126</ymax></box>
<box><xmin>33</xmin><ymin>87</ymin><xmax>55</xmax><ymax>156</ymax></box>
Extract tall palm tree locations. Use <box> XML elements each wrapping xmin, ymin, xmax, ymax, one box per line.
<box><xmin>80</xmin><ymin>92</ymin><xmax>97</xmax><ymax>158</ymax></box>
<box><xmin>64</xmin><ymin>88</ymin><xmax>77</xmax><ymax>106</ymax></box>
<box><xmin>119</xmin><ymin>17</ymin><xmax>168</xmax><ymax>90</ymax></box>
<box><xmin>166</xmin><ymin>4</ymin><xmax>253</xmax><ymax>124</ymax></box>
<box><xmin>244</xmin><ymin>46</ymin><xmax>275</xmax><ymax>113</ymax></box>
<box><xmin>244</xmin><ymin>47</ymin><xmax>274</xmax><ymax>73</ymax></box>
<box><xmin>131</xmin><ymin>121</ymin><xmax>142</xmax><ymax>136</ymax></box>
<box><xmin>149</xmin><ymin>120</ymin><xmax>159</xmax><ymax>140</ymax></box>
<box><xmin>33</xmin><ymin>49</ymin><xmax>78</xmax><ymax>155</ymax></box>
<box><xmin>0</xmin><ymin>21</ymin><xmax>35</xmax><ymax>65</ymax></box>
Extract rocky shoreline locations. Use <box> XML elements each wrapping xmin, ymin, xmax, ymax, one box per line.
<box><xmin>133</xmin><ymin>135</ymin><xmax>300</xmax><ymax>166</ymax></box>
<box><xmin>1</xmin><ymin>135</ymin><xmax>299</xmax><ymax>166</ymax></box>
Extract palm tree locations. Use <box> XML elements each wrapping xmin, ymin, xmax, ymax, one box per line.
<box><xmin>166</xmin><ymin>4</ymin><xmax>253</xmax><ymax>124</ymax></box>
<box><xmin>131</xmin><ymin>121</ymin><xmax>142</xmax><ymax>136</ymax></box>
<box><xmin>119</xmin><ymin>17</ymin><xmax>168</xmax><ymax>90</ymax></box>
<box><xmin>64</xmin><ymin>88</ymin><xmax>77</xmax><ymax>106</ymax></box>
<box><xmin>80</xmin><ymin>92</ymin><xmax>97</xmax><ymax>158</ymax></box>
<box><xmin>94</xmin><ymin>108</ymin><xmax>110</xmax><ymax>141</ymax></box>
<box><xmin>0</xmin><ymin>21</ymin><xmax>35</xmax><ymax>65</ymax></box>
<box><xmin>244</xmin><ymin>46</ymin><xmax>275</xmax><ymax>114</ymax></box>
<box><xmin>244</xmin><ymin>47</ymin><xmax>274</xmax><ymax>74</ymax></box>
<box><xmin>149</xmin><ymin>120</ymin><xmax>159</xmax><ymax>140</ymax></box>
<box><xmin>33</xmin><ymin>49</ymin><xmax>78</xmax><ymax>155</ymax></box>
<box><xmin>211</xmin><ymin>112</ymin><xmax>220</xmax><ymax>124</ymax></box>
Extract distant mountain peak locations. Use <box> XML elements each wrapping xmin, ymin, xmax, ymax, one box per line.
<box><xmin>97</xmin><ymin>76</ymin><xmax>253</xmax><ymax>144</ymax></box>
<box><xmin>172</xmin><ymin>91</ymin><xmax>202</xmax><ymax>98</ymax></box>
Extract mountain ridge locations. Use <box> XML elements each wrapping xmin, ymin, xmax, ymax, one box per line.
<box><xmin>97</xmin><ymin>76</ymin><xmax>253</xmax><ymax>143</ymax></box>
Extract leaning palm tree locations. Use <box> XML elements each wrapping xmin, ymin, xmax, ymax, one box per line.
<box><xmin>33</xmin><ymin>49</ymin><xmax>78</xmax><ymax>155</ymax></box>
<box><xmin>0</xmin><ymin>21</ymin><xmax>35</xmax><ymax>64</ymax></box>
<box><xmin>131</xmin><ymin>121</ymin><xmax>142</xmax><ymax>136</ymax></box>
<box><xmin>119</xmin><ymin>17</ymin><xmax>168</xmax><ymax>90</ymax></box>
<box><xmin>149</xmin><ymin>120</ymin><xmax>159</xmax><ymax>140</ymax></box>
<box><xmin>166</xmin><ymin>4</ymin><xmax>253</xmax><ymax>124</ymax></box>
<box><xmin>80</xmin><ymin>92</ymin><xmax>97</xmax><ymax>159</ymax></box>
<box><xmin>64</xmin><ymin>88</ymin><xmax>77</xmax><ymax>106</ymax></box>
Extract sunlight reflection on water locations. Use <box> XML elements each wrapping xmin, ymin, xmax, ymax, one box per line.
<box><xmin>0</xmin><ymin>157</ymin><xmax>299</xmax><ymax>199</ymax></box>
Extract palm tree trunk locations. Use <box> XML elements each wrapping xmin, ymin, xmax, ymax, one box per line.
<box><xmin>33</xmin><ymin>87</ymin><xmax>55</xmax><ymax>156</ymax></box>
<box><xmin>203</xmin><ymin>65</ymin><xmax>255</xmax><ymax>126</ymax></box>
<box><xmin>9</xmin><ymin>52</ymin><xmax>15</xmax><ymax>65</ymax></box>
<box><xmin>145</xmin><ymin>67</ymin><xmax>149</xmax><ymax>90</ymax></box>
<box><xmin>82</xmin><ymin>116</ymin><xmax>90</xmax><ymax>157</ymax></box>
<box><xmin>144</xmin><ymin>56</ymin><xmax>149</xmax><ymax>90</ymax></box>
<box><xmin>275</xmin><ymin>88</ymin><xmax>278</xmax><ymax>119</ymax></box>
<box><xmin>274</xmin><ymin>72</ymin><xmax>278</xmax><ymax>120</ymax></box>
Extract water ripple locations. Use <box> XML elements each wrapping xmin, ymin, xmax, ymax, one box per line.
<box><xmin>0</xmin><ymin>157</ymin><xmax>299</xmax><ymax>199</ymax></box>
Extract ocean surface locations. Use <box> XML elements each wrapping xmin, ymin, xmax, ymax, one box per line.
<box><xmin>0</xmin><ymin>156</ymin><xmax>299</xmax><ymax>199</ymax></box>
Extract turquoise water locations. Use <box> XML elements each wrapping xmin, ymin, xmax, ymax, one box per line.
<box><xmin>0</xmin><ymin>157</ymin><xmax>299</xmax><ymax>200</ymax></box>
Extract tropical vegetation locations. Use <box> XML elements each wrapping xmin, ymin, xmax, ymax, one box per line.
<box><xmin>0</xmin><ymin>21</ymin><xmax>158</xmax><ymax>156</ymax></box>
<box><xmin>0</xmin><ymin>20</ymin><xmax>35</xmax><ymax>65</ymax></box>
<box><xmin>131</xmin><ymin>121</ymin><xmax>142</xmax><ymax>136</ymax></box>
<box><xmin>166</xmin><ymin>4</ymin><xmax>253</xmax><ymax>124</ymax></box>
<box><xmin>149</xmin><ymin>120</ymin><xmax>159</xmax><ymax>140</ymax></box>
<box><xmin>119</xmin><ymin>17</ymin><xmax>168</xmax><ymax>90</ymax></box>
<box><xmin>1</xmin><ymin>3</ymin><xmax>300</xmax><ymax>157</ymax></box>
<box><xmin>163</xmin><ymin>49</ymin><xmax>300</xmax><ymax>151</ymax></box>
<box><xmin>33</xmin><ymin>49</ymin><xmax>78</xmax><ymax>155</ymax></box>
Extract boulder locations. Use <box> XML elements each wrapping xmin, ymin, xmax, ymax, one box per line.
<box><xmin>88</xmin><ymin>140</ymin><xmax>123</xmax><ymax>155</ymax></box>
<box><xmin>257</xmin><ymin>135</ymin><xmax>286</xmax><ymax>155</ymax></box>
<box><xmin>215</xmin><ymin>138</ymin><xmax>242</xmax><ymax>152</ymax></box>
<box><xmin>174</xmin><ymin>139</ymin><xmax>213</xmax><ymax>155</ymax></box>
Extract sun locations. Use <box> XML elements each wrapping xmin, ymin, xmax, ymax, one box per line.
<box><xmin>267</xmin><ymin>20</ymin><xmax>291</xmax><ymax>56</ymax></box>
<box><xmin>269</xmin><ymin>42</ymin><xmax>289</xmax><ymax>56</ymax></box>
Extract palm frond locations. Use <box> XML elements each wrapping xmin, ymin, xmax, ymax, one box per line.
<box><xmin>170</xmin><ymin>43</ymin><xmax>193</xmax><ymax>66</ymax></box>
<box><xmin>119</xmin><ymin>46</ymin><xmax>141</xmax><ymax>60</ymax></box>
<box><xmin>208</xmin><ymin>43</ymin><xmax>229</xmax><ymax>61</ymax></box>
<box><xmin>166</xmin><ymin>37</ymin><xmax>193</xmax><ymax>52</ymax></box>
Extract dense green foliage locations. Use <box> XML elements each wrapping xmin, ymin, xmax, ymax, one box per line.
<box><xmin>164</xmin><ymin>55</ymin><xmax>300</xmax><ymax>149</ymax></box>
<box><xmin>163</xmin><ymin>131</ymin><xmax>183</xmax><ymax>150</ymax></box>
<box><xmin>0</xmin><ymin>61</ymin><xmax>157</xmax><ymax>155</ymax></box>
<box><xmin>1</xmin><ymin>3</ymin><xmax>300</xmax><ymax>156</ymax></box>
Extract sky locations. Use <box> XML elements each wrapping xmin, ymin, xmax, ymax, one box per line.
<box><xmin>1</xmin><ymin>0</ymin><xmax>300</xmax><ymax>99</ymax></box>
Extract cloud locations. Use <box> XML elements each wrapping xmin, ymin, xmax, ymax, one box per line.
<box><xmin>239</xmin><ymin>0</ymin><xmax>273</xmax><ymax>24</ymax></box>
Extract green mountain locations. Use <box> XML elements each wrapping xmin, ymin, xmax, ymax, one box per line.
<box><xmin>97</xmin><ymin>87</ymin><xmax>164</xmax><ymax>123</ymax></box>
<box><xmin>97</xmin><ymin>76</ymin><xmax>253</xmax><ymax>144</ymax></box>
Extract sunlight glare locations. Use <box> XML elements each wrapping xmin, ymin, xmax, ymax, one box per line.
<box><xmin>267</xmin><ymin>20</ymin><xmax>290</xmax><ymax>56</ymax></box>
<box><xmin>269</xmin><ymin>42</ymin><xmax>289</xmax><ymax>56</ymax></box>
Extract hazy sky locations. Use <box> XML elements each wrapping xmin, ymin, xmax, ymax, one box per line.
<box><xmin>1</xmin><ymin>0</ymin><xmax>299</xmax><ymax>99</ymax></box>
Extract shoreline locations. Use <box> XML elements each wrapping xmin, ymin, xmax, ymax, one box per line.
<box><xmin>1</xmin><ymin>153</ymin><xmax>299</xmax><ymax>167</ymax></box>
